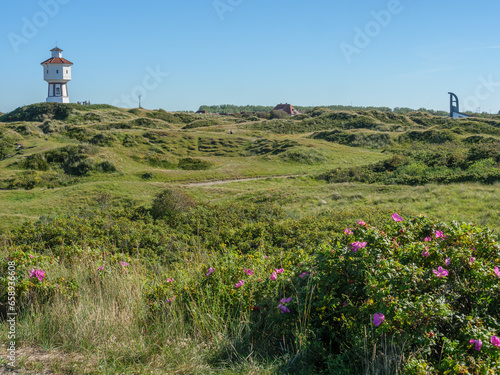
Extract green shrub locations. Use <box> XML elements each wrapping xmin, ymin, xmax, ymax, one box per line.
<box><xmin>150</xmin><ymin>188</ymin><xmax>195</xmax><ymax>221</ymax></box>
<box><xmin>0</xmin><ymin>103</ymin><xmax>73</xmax><ymax>122</ymax></box>
<box><xmin>122</xmin><ymin>134</ymin><xmax>142</xmax><ymax>147</ymax></box>
<box><xmin>0</xmin><ymin>250</ymin><xmax>78</xmax><ymax>312</ymax></box>
<box><xmin>246</xmin><ymin>139</ymin><xmax>298</xmax><ymax>155</ymax></box>
<box><xmin>147</xmin><ymin>213</ymin><xmax>500</xmax><ymax>372</ymax></box>
<box><xmin>14</xmin><ymin>124</ymin><xmax>44</xmax><ymax>137</ymax></box>
<box><xmin>44</xmin><ymin>145</ymin><xmax>99</xmax><ymax>176</ymax></box>
<box><xmin>462</xmin><ymin>135</ymin><xmax>498</xmax><ymax>144</ymax></box>
<box><xmin>468</xmin><ymin>158</ymin><xmax>497</xmax><ymax>173</ymax></box>
<box><xmin>399</xmin><ymin>130</ymin><xmax>457</xmax><ymax>144</ymax></box>
<box><xmin>66</xmin><ymin>103</ymin><xmax>116</xmax><ymax>111</ymax></box>
<box><xmin>130</xmin><ymin>118</ymin><xmax>167</xmax><ymax>128</ymax></box>
<box><xmin>269</xmin><ymin>110</ymin><xmax>290</xmax><ymax>119</ymax></box>
<box><xmin>89</xmin><ymin>133</ymin><xmax>116</xmax><ymax>146</ymax></box>
<box><xmin>95</xmin><ymin>161</ymin><xmax>117</xmax><ymax>173</ymax></box>
<box><xmin>145</xmin><ymin>157</ymin><xmax>176</xmax><ymax>169</ymax></box>
<box><xmin>83</xmin><ymin>113</ymin><xmax>101</xmax><ymax>122</ymax></box>
<box><xmin>468</xmin><ymin>142</ymin><xmax>500</xmax><ymax>163</ymax></box>
<box><xmin>182</xmin><ymin>119</ymin><xmax>222</xmax><ymax>129</ymax></box>
<box><xmin>2</xmin><ymin>170</ymin><xmax>76</xmax><ymax>190</ymax></box>
<box><xmin>311</xmin><ymin>130</ymin><xmax>392</xmax><ymax>148</ymax></box>
<box><xmin>146</xmin><ymin>109</ymin><xmax>189</xmax><ymax>124</ymax></box>
<box><xmin>279</xmin><ymin>147</ymin><xmax>328</xmax><ymax>164</ymax></box>
<box><xmin>178</xmin><ymin>157</ymin><xmax>212</xmax><ymax>170</ymax></box>
<box><xmin>128</xmin><ymin>108</ymin><xmax>141</xmax><ymax>115</ymax></box>
<box><xmin>62</xmin><ymin>126</ymin><xmax>94</xmax><ymax>142</ymax></box>
<box><xmin>0</xmin><ymin>139</ymin><xmax>14</xmax><ymax>161</ymax></box>
<box><xmin>21</xmin><ymin>153</ymin><xmax>50</xmax><ymax>171</ymax></box>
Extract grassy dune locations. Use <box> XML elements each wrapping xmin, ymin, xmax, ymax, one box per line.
<box><xmin>1</xmin><ymin>103</ymin><xmax>500</xmax><ymax>374</ymax></box>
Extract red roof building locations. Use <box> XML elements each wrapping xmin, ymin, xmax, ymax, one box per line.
<box><xmin>272</xmin><ymin>103</ymin><xmax>300</xmax><ymax>116</ymax></box>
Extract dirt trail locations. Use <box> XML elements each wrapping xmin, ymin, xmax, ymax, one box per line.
<box><xmin>183</xmin><ymin>174</ymin><xmax>303</xmax><ymax>187</ymax></box>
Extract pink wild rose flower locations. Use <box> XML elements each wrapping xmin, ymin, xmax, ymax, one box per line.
<box><xmin>244</xmin><ymin>268</ymin><xmax>254</xmax><ymax>276</ymax></box>
<box><xmin>435</xmin><ymin>231</ymin><xmax>444</xmax><ymax>239</ymax></box>
<box><xmin>120</xmin><ymin>261</ymin><xmax>130</xmax><ymax>267</ymax></box>
<box><xmin>433</xmin><ymin>267</ymin><xmax>449</xmax><ymax>278</ymax></box>
<box><xmin>424</xmin><ymin>237</ymin><xmax>432</xmax><ymax>242</ymax></box>
<box><xmin>277</xmin><ymin>304</ymin><xmax>290</xmax><ymax>314</ymax></box>
<box><xmin>275</xmin><ymin>268</ymin><xmax>284</xmax><ymax>274</ymax></box>
<box><xmin>469</xmin><ymin>339</ymin><xmax>483</xmax><ymax>351</ymax></box>
<box><xmin>373</xmin><ymin>313</ymin><xmax>385</xmax><ymax>327</ymax></box>
<box><xmin>350</xmin><ymin>241</ymin><xmax>367</xmax><ymax>252</ymax></box>
<box><xmin>491</xmin><ymin>335</ymin><xmax>500</xmax><ymax>348</ymax></box>
<box><xmin>29</xmin><ymin>269</ymin><xmax>46</xmax><ymax>282</ymax></box>
<box><xmin>270</xmin><ymin>272</ymin><xmax>278</xmax><ymax>281</ymax></box>
<box><xmin>166</xmin><ymin>296</ymin><xmax>176</xmax><ymax>304</ymax></box>
<box><xmin>422</xmin><ymin>250</ymin><xmax>430</xmax><ymax>258</ymax></box>
<box><xmin>392</xmin><ymin>213</ymin><xmax>403</xmax><ymax>222</ymax></box>
<box><xmin>97</xmin><ymin>265</ymin><xmax>104</xmax><ymax>271</ymax></box>
<box><xmin>206</xmin><ymin>267</ymin><xmax>215</xmax><ymax>277</ymax></box>
<box><xmin>299</xmin><ymin>272</ymin><xmax>309</xmax><ymax>278</ymax></box>
<box><xmin>280</xmin><ymin>297</ymin><xmax>292</xmax><ymax>304</ymax></box>
<box><xmin>234</xmin><ymin>280</ymin><xmax>245</xmax><ymax>288</ymax></box>
<box><xmin>357</xmin><ymin>220</ymin><xmax>366</xmax><ymax>226</ymax></box>
<box><xmin>494</xmin><ymin>267</ymin><xmax>500</xmax><ymax>278</ymax></box>
<box><xmin>445</xmin><ymin>257</ymin><xmax>451</xmax><ymax>266</ymax></box>
<box><xmin>344</xmin><ymin>228</ymin><xmax>353</xmax><ymax>235</ymax></box>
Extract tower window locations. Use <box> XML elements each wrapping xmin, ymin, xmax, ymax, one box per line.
<box><xmin>56</xmin><ymin>70</ymin><xmax>59</xmax><ymax>73</ymax></box>
<box><xmin>66</xmin><ymin>70</ymin><xmax>68</xmax><ymax>74</ymax></box>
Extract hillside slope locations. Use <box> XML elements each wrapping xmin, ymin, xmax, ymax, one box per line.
<box><xmin>1</xmin><ymin>103</ymin><xmax>500</xmax><ymax>231</ymax></box>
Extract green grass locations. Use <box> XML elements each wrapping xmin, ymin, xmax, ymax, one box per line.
<box><xmin>183</xmin><ymin>177</ymin><xmax>500</xmax><ymax>231</ymax></box>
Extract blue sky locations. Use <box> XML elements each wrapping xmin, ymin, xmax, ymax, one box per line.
<box><xmin>1</xmin><ymin>0</ymin><xmax>499</xmax><ymax>113</ymax></box>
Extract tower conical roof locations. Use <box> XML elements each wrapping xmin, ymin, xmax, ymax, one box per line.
<box><xmin>41</xmin><ymin>57</ymin><xmax>73</xmax><ymax>65</ymax></box>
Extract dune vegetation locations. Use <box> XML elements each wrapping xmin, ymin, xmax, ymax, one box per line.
<box><xmin>1</xmin><ymin>103</ymin><xmax>500</xmax><ymax>374</ymax></box>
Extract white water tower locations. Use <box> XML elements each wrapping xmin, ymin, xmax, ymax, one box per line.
<box><xmin>41</xmin><ymin>47</ymin><xmax>73</xmax><ymax>103</ymax></box>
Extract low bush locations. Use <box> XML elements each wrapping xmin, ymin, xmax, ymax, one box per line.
<box><xmin>279</xmin><ymin>147</ymin><xmax>328</xmax><ymax>164</ymax></box>
<box><xmin>89</xmin><ymin>133</ymin><xmax>117</xmax><ymax>147</ymax></box>
<box><xmin>399</xmin><ymin>130</ymin><xmax>457</xmax><ymax>144</ymax></box>
<box><xmin>20</xmin><ymin>153</ymin><xmax>50</xmax><ymax>171</ymax></box>
<box><xmin>147</xmin><ymin>109</ymin><xmax>193</xmax><ymax>124</ymax></box>
<box><xmin>177</xmin><ymin>157</ymin><xmax>212</xmax><ymax>170</ymax></box>
<box><xmin>4</xmin><ymin>210</ymin><xmax>499</xmax><ymax>373</ymax></box>
<box><xmin>150</xmin><ymin>188</ymin><xmax>195</xmax><ymax>221</ymax></box>
<box><xmin>94</xmin><ymin>161</ymin><xmax>117</xmax><ymax>173</ymax></box>
<box><xmin>182</xmin><ymin>119</ymin><xmax>222</xmax><ymax>129</ymax></box>
<box><xmin>468</xmin><ymin>142</ymin><xmax>500</xmax><ymax>163</ymax></box>
<box><xmin>1</xmin><ymin>170</ymin><xmax>76</xmax><ymax>190</ymax></box>
<box><xmin>311</xmin><ymin>130</ymin><xmax>392</xmax><ymax>148</ymax></box>
<box><xmin>0</xmin><ymin>103</ymin><xmax>73</xmax><ymax>122</ymax></box>
<box><xmin>246</xmin><ymin>139</ymin><xmax>298</xmax><ymax>155</ymax></box>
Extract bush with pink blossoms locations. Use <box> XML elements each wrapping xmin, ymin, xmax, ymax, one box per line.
<box><xmin>311</xmin><ymin>215</ymin><xmax>500</xmax><ymax>373</ymax></box>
